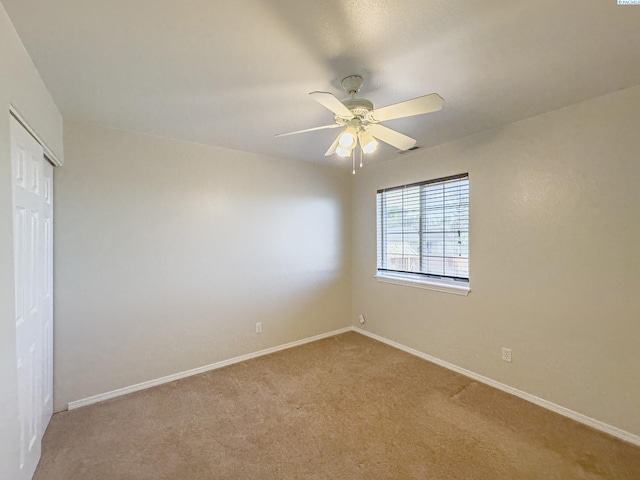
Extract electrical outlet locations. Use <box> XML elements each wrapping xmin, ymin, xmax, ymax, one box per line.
<box><xmin>255</xmin><ymin>322</ymin><xmax>262</xmax><ymax>333</ymax></box>
<box><xmin>502</xmin><ymin>347</ymin><xmax>512</xmax><ymax>363</ymax></box>
<box><xmin>358</xmin><ymin>314</ymin><xmax>366</xmax><ymax>325</ymax></box>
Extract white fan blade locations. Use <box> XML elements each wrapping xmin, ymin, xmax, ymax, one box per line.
<box><xmin>371</xmin><ymin>93</ymin><xmax>443</xmax><ymax>122</ymax></box>
<box><xmin>275</xmin><ymin>123</ymin><xmax>342</xmax><ymax>137</ymax></box>
<box><xmin>324</xmin><ymin>132</ymin><xmax>342</xmax><ymax>156</ymax></box>
<box><xmin>367</xmin><ymin>124</ymin><xmax>417</xmax><ymax>150</ymax></box>
<box><xmin>309</xmin><ymin>91</ymin><xmax>354</xmax><ymax>119</ymax></box>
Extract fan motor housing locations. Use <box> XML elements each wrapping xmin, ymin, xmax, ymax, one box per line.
<box><xmin>342</xmin><ymin>98</ymin><xmax>373</xmax><ymax>112</ymax></box>
<box><xmin>335</xmin><ymin>98</ymin><xmax>374</xmax><ymax>124</ymax></box>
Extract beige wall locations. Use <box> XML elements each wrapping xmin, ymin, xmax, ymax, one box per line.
<box><xmin>54</xmin><ymin>121</ymin><xmax>352</xmax><ymax>411</ymax></box>
<box><xmin>352</xmin><ymin>85</ymin><xmax>640</xmax><ymax>437</ymax></box>
<box><xmin>0</xmin><ymin>2</ymin><xmax>63</xmax><ymax>479</ymax></box>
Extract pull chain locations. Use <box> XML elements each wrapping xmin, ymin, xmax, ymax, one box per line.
<box><xmin>352</xmin><ymin>148</ymin><xmax>355</xmax><ymax>174</ymax></box>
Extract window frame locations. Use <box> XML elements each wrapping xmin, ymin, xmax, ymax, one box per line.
<box><xmin>375</xmin><ymin>173</ymin><xmax>470</xmax><ymax>296</ymax></box>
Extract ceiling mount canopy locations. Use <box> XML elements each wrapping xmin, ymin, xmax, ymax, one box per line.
<box><xmin>341</xmin><ymin>74</ymin><xmax>365</xmax><ymax>96</ymax></box>
<box><xmin>275</xmin><ymin>75</ymin><xmax>444</xmax><ymax>173</ymax></box>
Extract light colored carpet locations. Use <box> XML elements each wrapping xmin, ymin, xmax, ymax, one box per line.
<box><xmin>35</xmin><ymin>332</ymin><xmax>640</xmax><ymax>479</ymax></box>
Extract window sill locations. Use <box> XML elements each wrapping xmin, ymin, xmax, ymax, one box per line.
<box><xmin>375</xmin><ymin>273</ymin><xmax>470</xmax><ymax>296</ymax></box>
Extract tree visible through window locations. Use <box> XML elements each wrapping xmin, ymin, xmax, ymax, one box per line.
<box><xmin>377</xmin><ymin>174</ymin><xmax>469</xmax><ymax>282</ymax></box>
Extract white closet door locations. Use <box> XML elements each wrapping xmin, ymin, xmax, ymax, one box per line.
<box><xmin>11</xmin><ymin>116</ymin><xmax>53</xmax><ymax>479</ymax></box>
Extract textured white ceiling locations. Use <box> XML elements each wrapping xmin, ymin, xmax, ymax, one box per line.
<box><xmin>3</xmin><ymin>0</ymin><xmax>640</xmax><ymax>166</ymax></box>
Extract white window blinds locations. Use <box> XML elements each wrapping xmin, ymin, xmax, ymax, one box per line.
<box><xmin>377</xmin><ymin>174</ymin><xmax>469</xmax><ymax>281</ymax></box>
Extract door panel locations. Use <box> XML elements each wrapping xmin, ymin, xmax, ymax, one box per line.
<box><xmin>41</xmin><ymin>160</ymin><xmax>54</xmax><ymax>426</ymax></box>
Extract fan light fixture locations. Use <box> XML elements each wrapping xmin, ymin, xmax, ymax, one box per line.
<box><xmin>336</xmin><ymin>126</ymin><xmax>377</xmax><ymax>158</ymax></box>
<box><xmin>338</xmin><ymin>131</ymin><xmax>356</xmax><ymax>148</ymax></box>
<box><xmin>359</xmin><ymin>130</ymin><xmax>378</xmax><ymax>154</ymax></box>
<box><xmin>335</xmin><ymin>146</ymin><xmax>352</xmax><ymax>158</ymax></box>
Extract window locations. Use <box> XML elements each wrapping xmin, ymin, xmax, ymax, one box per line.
<box><xmin>376</xmin><ymin>173</ymin><xmax>469</xmax><ymax>294</ymax></box>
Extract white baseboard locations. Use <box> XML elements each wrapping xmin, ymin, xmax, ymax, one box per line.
<box><xmin>67</xmin><ymin>327</ymin><xmax>352</xmax><ymax>410</ymax></box>
<box><xmin>353</xmin><ymin>327</ymin><xmax>640</xmax><ymax>447</ymax></box>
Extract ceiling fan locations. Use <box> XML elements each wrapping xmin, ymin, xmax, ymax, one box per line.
<box><xmin>275</xmin><ymin>75</ymin><xmax>444</xmax><ymax>170</ymax></box>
